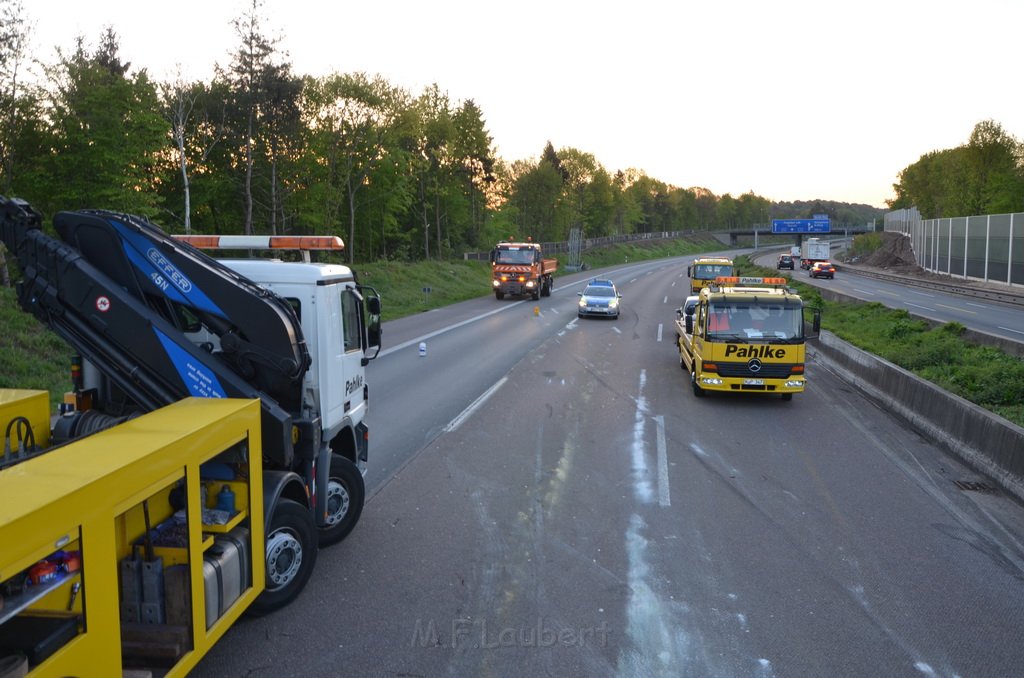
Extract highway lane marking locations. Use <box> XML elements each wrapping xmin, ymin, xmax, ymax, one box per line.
<box><xmin>966</xmin><ymin>302</ymin><xmax>990</xmax><ymax>309</ymax></box>
<box><xmin>443</xmin><ymin>376</ymin><xmax>508</xmax><ymax>432</ymax></box>
<box><xmin>613</xmin><ymin>326</ymin><xmax>622</xmax><ymax>334</ymax></box>
<box><xmin>852</xmin><ymin>288</ymin><xmax>876</xmax><ymax>295</ymax></box>
<box><xmin>663</xmin><ymin>295</ymin><xmax>668</xmax><ymax>304</ymax></box>
<box><xmin>657</xmin><ymin>323</ymin><xmax>663</xmax><ymax>342</ymax></box>
<box><xmin>935</xmin><ymin>303</ymin><xmax>974</xmax><ymax>314</ymax></box>
<box><xmin>904</xmin><ymin>302</ymin><xmax>933</xmax><ymax>311</ymax></box>
<box><xmin>630</xmin><ymin>277</ymin><xmax>638</xmax><ymax>283</ymax></box>
<box><xmin>909</xmin><ymin>290</ymin><xmax>936</xmax><ymax>297</ymax></box>
<box><xmin>654</xmin><ymin>415</ymin><xmax>669</xmax><ymax>507</ymax></box>
<box><xmin>999</xmin><ymin>326</ymin><xmax>1024</xmax><ymax>335</ymax></box>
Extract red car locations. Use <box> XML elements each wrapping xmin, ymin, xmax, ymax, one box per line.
<box><xmin>808</xmin><ymin>261</ymin><xmax>836</xmax><ymax>279</ymax></box>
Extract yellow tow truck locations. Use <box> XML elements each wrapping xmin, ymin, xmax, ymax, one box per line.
<box><xmin>674</xmin><ymin>277</ymin><xmax>819</xmax><ymax>400</ymax></box>
<box><xmin>1</xmin><ymin>391</ymin><xmax>266</xmax><ymax>676</ymax></box>
<box><xmin>686</xmin><ymin>256</ymin><xmax>734</xmax><ymax>295</ymax></box>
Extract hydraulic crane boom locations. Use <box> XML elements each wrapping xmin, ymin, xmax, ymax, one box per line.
<box><xmin>0</xmin><ymin>196</ymin><xmax>310</xmax><ymax>465</ymax></box>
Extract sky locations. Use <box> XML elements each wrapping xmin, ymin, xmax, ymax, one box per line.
<box><xmin>20</xmin><ymin>0</ymin><xmax>1024</xmax><ymax>208</ymax></box>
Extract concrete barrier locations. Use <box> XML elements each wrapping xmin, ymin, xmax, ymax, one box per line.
<box><xmin>809</xmin><ymin>330</ymin><xmax>1024</xmax><ymax>503</ymax></box>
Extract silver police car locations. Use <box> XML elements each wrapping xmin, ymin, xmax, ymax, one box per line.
<box><xmin>577</xmin><ymin>279</ymin><xmax>622</xmax><ymax>319</ymax></box>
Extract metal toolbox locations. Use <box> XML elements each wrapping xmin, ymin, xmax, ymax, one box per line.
<box><xmin>202</xmin><ymin>526</ymin><xmax>251</xmax><ymax>629</ymax></box>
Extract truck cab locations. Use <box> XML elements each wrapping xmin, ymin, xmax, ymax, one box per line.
<box><xmin>687</xmin><ymin>256</ymin><xmax>734</xmax><ymax>294</ymax></box>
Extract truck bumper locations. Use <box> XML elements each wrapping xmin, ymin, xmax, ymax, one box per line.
<box><xmin>695</xmin><ymin>375</ymin><xmax>805</xmax><ymax>395</ymax></box>
<box><xmin>493</xmin><ymin>280</ymin><xmax>537</xmax><ymax>296</ymax></box>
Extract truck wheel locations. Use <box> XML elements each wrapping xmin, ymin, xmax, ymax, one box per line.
<box><xmin>542</xmin><ymin>277</ymin><xmax>552</xmax><ymax>297</ymax></box>
<box><xmin>531</xmin><ymin>286</ymin><xmax>540</xmax><ymax>301</ymax></box>
<box><xmin>248</xmin><ymin>498</ymin><xmax>318</xmax><ymax>615</ymax></box>
<box><xmin>691</xmin><ymin>369</ymin><xmax>705</xmax><ymax>398</ymax></box>
<box><xmin>495</xmin><ymin>291</ymin><xmax>504</xmax><ymax>300</ymax></box>
<box><xmin>319</xmin><ymin>454</ymin><xmax>365</xmax><ymax>547</ymax></box>
<box><xmin>781</xmin><ymin>393</ymin><xmax>793</xmax><ymax>401</ymax></box>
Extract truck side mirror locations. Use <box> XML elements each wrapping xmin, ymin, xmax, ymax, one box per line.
<box><xmin>686</xmin><ymin>266</ymin><xmax>691</xmax><ymax>277</ymax></box>
<box><xmin>685</xmin><ymin>315</ymin><xmax>694</xmax><ymax>334</ymax></box>
<box><xmin>366</xmin><ymin>297</ymin><xmax>381</xmax><ymax>316</ymax></box>
<box><xmin>489</xmin><ymin>250</ymin><xmax>496</xmax><ymax>264</ymax></box>
<box><xmin>812</xmin><ymin>309</ymin><xmax>821</xmax><ymax>334</ymax></box>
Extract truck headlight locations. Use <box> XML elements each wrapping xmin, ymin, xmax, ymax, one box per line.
<box><xmin>492</xmin><ymin>279</ymin><xmax>500</xmax><ymax>287</ymax></box>
<box><xmin>524</xmin><ymin>279</ymin><xmax>533</xmax><ymax>287</ymax></box>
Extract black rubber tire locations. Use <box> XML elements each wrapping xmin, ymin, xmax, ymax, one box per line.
<box><xmin>532</xmin><ymin>286</ymin><xmax>540</xmax><ymax>301</ymax></box>
<box><xmin>781</xmin><ymin>392</ymin><xmax>793</xmax><ymax>401</ymax></box>
<box><xmin>318</xmin><ymin>454</ymin><xmax>365</xmax><ymax>547</ymax></box>
<box><xmin>495</xmin><ymin>291</ymin><xmax>504</xmax><ymax>300</ymax></box>
<box><xmin>691</xmin><ymin>369</ymin><xmax>705</xmax><ymax>398</ymax></box>
<box><xmin>248</xmin><ymin>498</ymin><xmax>318</xmax><ymax>615</ymax></box>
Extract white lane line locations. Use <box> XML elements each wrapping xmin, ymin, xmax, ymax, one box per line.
<box><xmin>444</xmin><ymin>377</ymin><xmax>508</xmax><ymax>432</ymax></box>
<box><xmin>655</xmin><ymin>415</ymin><xmax>669</xmax><ymax>507</ymax></box>
<box><xmin>966</xmin><ymin>302</ymin><xmax>990</xmax><ymax>309</ymax></box>
<box><xmin>663</xmin><ymin>295</ymin><xmax>668</xmax><ymax>304</ymax></box>
<box><xmin>852</xmin><ymin>288</ymin><xmax>876</xmax><ymax>295</ymax></box>
<box><xmin>630</xmin><ymin>278</ymin><xmax>638</xmax><ymax>283</ymax></box>
<box><xmin>999</xmin><ymin>326</ymin><xmax>1024</xmax><ymax>336</ymax></box>
<box><xmin>904</xmin><ymin>302</ymin><xmax>933</xmax><ymax>310</ymax></box>
<box><xmin>909</xmin><ymin>290</ymin><xmax>936</xmax><ymax>297</ymax></box>
<box><xmin>936</xmin><ymin>303</ymin><xmax>974</xmax><ymax>314</ymax></box>
<box><xmin>613</xmin><ymin>326</ymin><xmax>622</xmax><ymax>334</ymax></box>
<box><xmin>657</xmin><ymin>323</ymin><xmax>663</xmax><ymax>342</ymax></box>
<box><xmin>380</xmin><ymin>302</ymin><xmax>525</xmax><ymax>357</ymax></box>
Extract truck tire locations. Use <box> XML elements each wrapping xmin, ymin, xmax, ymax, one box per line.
<box><xmin>542</xmin><ymin>277</ymin><xmax>552</xmax><ymax>297</ymax></box>
<box><xmin>319</xmin><ymin>454</ymin><xmax>365</xmax><ymax>547</ymax></box>
<box><xmin>531</xmin><ymin>284</ymin><xmax>540</xmax><ymax>301</ymax></box>
<box><xmin>781</xmin><ymin>393</ymin><xmax>793</xmax><ymax>401</ymax></box>
<box><xmin>691</xmin><ymin>369</ymin><xmax>705</xmax><ymax>398</ymax></box>
<box><xmin>495</xmin><ymin>291</ymin><xmax>504</xmax><ymax>300</ymax></box>
<box><xmin>249</xmin><ymin>498</ymin><xmax>318</xmax><ymax>615</ymax></box>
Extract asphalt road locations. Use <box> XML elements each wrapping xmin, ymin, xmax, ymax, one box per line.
<box><xmin>194</xmin><ymin>252</ymin><xmax>1024</xmax><ymax>677</ymax></box>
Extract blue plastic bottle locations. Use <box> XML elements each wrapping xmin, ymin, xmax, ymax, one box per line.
<box><xmin>216</xmin><ymin>484</ymin><xmax>235</xmax><ymax>514</ymax></box>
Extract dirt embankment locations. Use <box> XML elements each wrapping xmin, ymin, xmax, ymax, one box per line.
<box><xmin>846</xmin><ymin>231</ymin><xmax>923</xmax><ymax>274</ymax></box>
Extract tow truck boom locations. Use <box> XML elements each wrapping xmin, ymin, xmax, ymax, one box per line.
<box><xmin>1</xmin><ymin>197</ymin><xmax>308</xmax><ymax>465</ymax></box>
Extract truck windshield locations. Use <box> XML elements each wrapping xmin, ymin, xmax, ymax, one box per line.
<box><xmin>693</xmin><ymin>264</ymin><xmax>733</xmax><ymax>280</ymax></box>
<box><xmin>494</xmin><ymin>248</ymin><xmax>535</xmax><ymax>265</ymax></box>
<box><xmin>706</xmin><ymin>302</ymin><xmax>803</xmax><ymax>341</ymax></box>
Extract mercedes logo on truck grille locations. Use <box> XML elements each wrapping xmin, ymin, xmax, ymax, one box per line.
<box><xmin>747</xmin><ymin>358</ymin><xmax>762</xmax><ymax>373</ymax></box>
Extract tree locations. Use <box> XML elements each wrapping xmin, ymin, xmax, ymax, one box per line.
<box><xmin>41</xmin><ymin>28</ymin><xmax>168</xmax><ymax>217</ymax></box>
<box><xmin>300</xmin><ymin>72</ymin><xmax>412</xmax><ymax>263</ymax></box>
<box><xmin>964</xmin><ymin>120</ymin><xmax>1024</xmax><ymax>215</ymax></box>
<box><xmin>0</xmin><ymin>0</ymin><xmax>37</xmax><ymax>286</ymax></box>
<box><xmin>222</xmin><ymin>0</ymin><xmax>280</xmax><ymax>235</ymax></box>
<box><xmin>160</xmin><ymin>72</ymin><xmax>233</xmax><ymax>234</ymax></box>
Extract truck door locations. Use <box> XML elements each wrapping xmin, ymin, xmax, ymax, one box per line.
<box><xmin>314</xmin><ymin>285</ymin><xmax>367</xmax><ymax>430</ymax></box>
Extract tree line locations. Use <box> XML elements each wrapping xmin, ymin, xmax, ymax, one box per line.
<box><xmin>1</xmin><ymin>0</ymin><xmax>880</xmax><ymax>269</ymax></box>
<box><xmin>888</xmin><ymin>119</ymin><xmax>1024</xmax><ymax>219</ymax></box>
